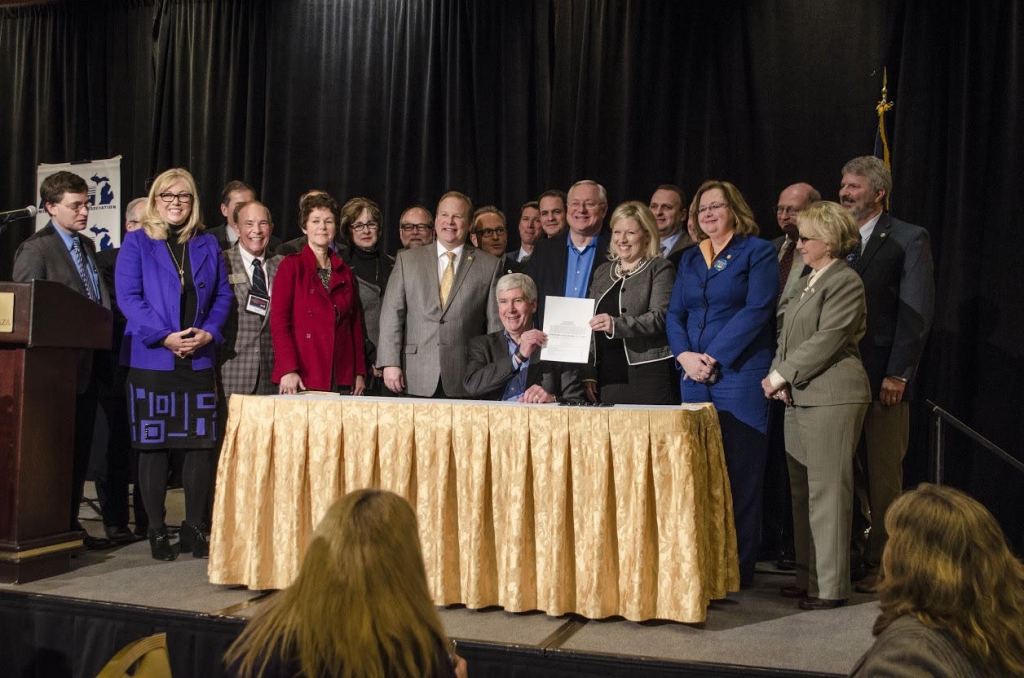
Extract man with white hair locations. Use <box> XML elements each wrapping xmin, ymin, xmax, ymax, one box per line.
<box><xmin>463</xmin><ymin>273</ymin><xmax>584</xmax><ymax>402</ymax></box>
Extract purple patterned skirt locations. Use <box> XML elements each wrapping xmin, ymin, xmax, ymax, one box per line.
<box><xmin>125</xmin><ymin>365</ymin><xmax>218</xmax><ymax>450</ymax></box>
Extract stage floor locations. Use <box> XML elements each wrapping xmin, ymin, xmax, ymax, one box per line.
<box><xmin>3</xmin><ymin>487</ymin><xmax>879</xmax><ymax>677</ymax></box>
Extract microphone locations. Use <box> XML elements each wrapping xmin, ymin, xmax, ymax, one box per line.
<box><xmin>0</xmin><ymin>205</ymin><xmax>39</xmax><ymax>224</ymax></box>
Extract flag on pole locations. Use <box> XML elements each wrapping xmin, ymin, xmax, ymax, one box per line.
<box><xmin>874</xmin><ymin>68</ymin><xmax>894</xmax><ymax>209</ymax></box>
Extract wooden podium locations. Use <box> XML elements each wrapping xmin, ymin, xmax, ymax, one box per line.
<box><xmin>0</xmin><ymin>280</ymin><xmax>112</xmax><ymax>583</ymax></box>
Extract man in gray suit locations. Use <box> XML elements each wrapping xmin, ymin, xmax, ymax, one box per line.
<box><xmin>13</xmin><ymin>170</ymin><xmax>113</xmax><ymax>549</ymax></box>
<box><xmin>379</xmin><ymin>191</ymin><xmax>502</xmax><ymax>398</ymax></box>
<box><xmin>464</xmin><ymin>273</ymin><xmax>584</xmax><ymax>402</ymax></box>
<box><xmin>217</xmin><ymin>200</ymin><xmax>282</xmax><ymax>399</ymax></box>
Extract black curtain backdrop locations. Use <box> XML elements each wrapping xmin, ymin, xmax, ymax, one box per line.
<box><xmin>1</xmin><ymin>0</ymin><xmax>1021</xmax><ymax>544</ymax></box>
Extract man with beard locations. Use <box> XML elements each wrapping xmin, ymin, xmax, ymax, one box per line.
<box><xmin>398</xmin><ymin>205</ymin><xmax>435</xmax><ymax>249</ymax></box>
<box><xmin>839</xmin><ymin>156</ymin><xmax>934</xmax><ymax>593</ymax></box>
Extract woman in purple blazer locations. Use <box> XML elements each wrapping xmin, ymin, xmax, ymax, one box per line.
<box><xmin>116</xmin><ymin>168</ymin><xmax>232</xmax><ymax>561</ymax></box>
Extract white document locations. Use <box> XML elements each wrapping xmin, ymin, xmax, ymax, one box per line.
<box><xmin>539</xmin><ymin>296</ymin><xmax>595</xmax><ymax>364</ymax></box>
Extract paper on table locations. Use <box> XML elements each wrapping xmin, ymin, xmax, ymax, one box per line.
<box><xmin>539</xmin><ymin>296</ymin><xmax>595</xmax><ymax>364</ymax></box>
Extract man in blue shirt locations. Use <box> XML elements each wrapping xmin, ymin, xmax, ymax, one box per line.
<box><xmin>522</xmin><ymin>180</ymin><xmax>612</xmax><ymax>327</ymax></box>
<box><xmin>13</xmin><ymin>170</ymin><xmax>113</xmax><ymax>549</ymax></box>
<box><xmin>463</xmin><ymin>273</ymin><xmax>585</xmax><ymax>402</ymax></box>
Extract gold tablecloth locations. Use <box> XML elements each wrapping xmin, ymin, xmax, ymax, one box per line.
<box><xmin>208</xmin><ymin>395</ymin><xmax>739</xmax><ymax>623</ymax></box>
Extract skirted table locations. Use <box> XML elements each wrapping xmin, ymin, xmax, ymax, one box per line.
<box><xmin>208</xmin><ymin>395</ymin><xmax>739</xmax><ymax>623</ymax></box>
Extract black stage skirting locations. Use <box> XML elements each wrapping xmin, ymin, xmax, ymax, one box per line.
<box><xmin>0</xmin><ymin>589</ymin><xmax>838</xmax><ymax>678</ymax></box>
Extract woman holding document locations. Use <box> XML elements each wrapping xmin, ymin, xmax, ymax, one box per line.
<box><xmin>587</xmin><ymin>201</ymin><xmax>676</xmax><ymax>404</ymax></box>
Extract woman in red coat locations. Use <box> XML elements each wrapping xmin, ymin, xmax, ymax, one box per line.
<box><xmin>271</xmin><ymin>193</ymin><xmax>366</xmax><ymax>394</ymax></box>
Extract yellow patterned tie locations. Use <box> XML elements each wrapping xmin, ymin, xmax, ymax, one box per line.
<box><xmin>439</xmin><ymin>251</ymin><xmax>456</xmax><ymax>306</ymax></box>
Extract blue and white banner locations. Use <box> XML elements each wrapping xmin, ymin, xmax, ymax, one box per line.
<box><xmin>36</xmin><ymin>156</ymin><xmax>123</xmax><ymax>251</ymax></box>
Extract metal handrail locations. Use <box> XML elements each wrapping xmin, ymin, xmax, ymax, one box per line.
<box><xmin>927</xmin><ymin>400</ymin><xmax>1024</xmax><ymax>484</ymax></box>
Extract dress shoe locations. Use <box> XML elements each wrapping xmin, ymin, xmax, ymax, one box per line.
<box><xmin>148</xmin><ymin>528</ymin><xmax>176</xmax><ymax>561</ymax></box>
<box><xmin>855</xmin><ymin>572</ymin><xmax>880</xmax><ymax>594</ymax></box>
<box><xmin>780</xmin><ymin>585</ymin><xmax>808</xmax><ymax>598</ymax></box>
<box><xmin>104</xmin><ymin>525</ymin><xmax>141</xmax><ymax>544</ymax></box>
<box><xmin>775</xmin><ymin>557</ymin><xmax>797</xmax><ymax>571</ymax></box>
<box><xmin>83</xmin><ymin>534</ymin><xmax>114</xmax><ymax>550</ymax></box>
<box><xmin>179</xmin><ymin>521</ymin><xmax>210</xmax><ymax>559</ymax></box>
<box><xmin>798</xmin><ymin>597</ymin><xmax>847</xmax><ymax>611</ymax></box>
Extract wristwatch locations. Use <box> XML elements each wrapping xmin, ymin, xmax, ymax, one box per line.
<box><xmin>514</xmin><ymin>349</ymin><xmax>528</xmax><ymax>363</ymax></box>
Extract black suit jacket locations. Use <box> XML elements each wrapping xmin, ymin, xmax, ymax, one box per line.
<box><xmin>522</xmin><ymin>230</ymin><xmax>612</xmax><ymax>325</ymax></box>
<box><xmin>12</xmin><ymin>223</ymin><xmax>112</xmax><ymax>392</ymax></box>
<box><xmin>463</xmin><ymin>330</ymin><xmax>585</xmax><ymax>401</ymax></box>
<box><xmin>853</xmin><ymin>213</ymin><xmax>934</xmax><ymax>399</ymax></box>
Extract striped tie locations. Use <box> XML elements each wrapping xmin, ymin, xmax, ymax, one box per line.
<box><xmin>71</xmin><ymin>237</ymin><xmax>98</xmax><ymax>302</ymax></box>
<box><xmin>439</xmin><ymin>251</ymin><xmax>456</xmax><ymax>306</ymax></box>
<box><xmin>251</xmin><ymin>258</ymin><xmax>269</xmax><ymax>296</ymax></box>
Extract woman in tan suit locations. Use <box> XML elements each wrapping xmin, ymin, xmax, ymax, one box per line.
<box><xmin>761</xmin><ymin>201</ymin><xmax>870</xmax><ymax>610</ymax></box>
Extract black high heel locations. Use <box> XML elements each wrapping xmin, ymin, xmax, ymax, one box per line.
<box><xmin>179</xmin><ymin>521</ymin><xmax>210</xmax><ymax>559</ymax></box>
<box><xmin>148</xmin><ymin>528</ymin><xmax>176</xmax><ymax>561</ymax></box>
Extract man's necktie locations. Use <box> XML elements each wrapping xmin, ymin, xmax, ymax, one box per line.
<box><xmin>777</xmin><ymin>239</ymin><xmax>796</xmax><ymax>302</ymax></box>
<box><xmin>251</xmin><ymin>258</ymin><xmax>269</xmax><ymax>296</ymax></box>
<box><xmin>847</xmin><ymin>234</ymin><xmax>863</xmax><ymax>268</ymax></box>
<box><xmin>71</xmin><ymin>237</ymin><xmax>98</xmax><ymax>302</ymax></box>
<box><xmin>439</xmin><ymin>251</ymin><xmax>456</xmax><ymax>306</ymax></box>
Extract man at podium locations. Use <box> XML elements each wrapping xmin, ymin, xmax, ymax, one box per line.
<box><xmin>12</xmin><ymin>170</ymin><xmax>113</xmax><ymax>550</ymax></box>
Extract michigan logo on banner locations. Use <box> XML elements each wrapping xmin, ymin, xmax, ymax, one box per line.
<box><xmin>36</xmin><ymin>156</ymin><xmax>123</xmax><ymax>251</ymax></box>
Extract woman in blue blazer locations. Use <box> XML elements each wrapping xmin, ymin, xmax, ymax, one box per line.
<box><xmin>666</xmin><ymin>180</ymin><xmax>778</xmax><ymax>586</ymax></box>
<box><xmin>117</xmin><ymin>168</ymin><xmax>232</xmax><ymax>561</ymax></box>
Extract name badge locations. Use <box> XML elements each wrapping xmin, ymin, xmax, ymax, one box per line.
<box><xmin>229</xmin><ymin>273</ymin><xmax>248</xmax><ymax>285</ymax></box>
<box><xmin>246</xmin><ymin>293</ymin><xmax>270</xmax><ymax>317</ymax></box>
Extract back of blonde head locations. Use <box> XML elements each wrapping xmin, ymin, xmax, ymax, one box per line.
<box><xmin>875</xmin><ymin>483</ymin><xmax>1024</xmax><ymax>676</ymax></box>
<box><xmin>225</xmin><ymin>489</ymin><xmax>453</xmax><ymax>678</ymax></box>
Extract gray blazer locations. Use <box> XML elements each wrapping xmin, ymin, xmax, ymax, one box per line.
<box><xmin>216</xmin><ymin>244</ymin><xmax>282</xmax><ymax>397</ymax></box>
<box><xmin>588</xmin><ymin>257</ymin><xmax>674</xmax><ymax>365</ymax></box>
<box><xmin>772</xmin><ymin>261</ymin><xmax>871</xmax><ymax>407</ymax></box>
<box><xmin>377</xmin><ymin>243</ymin><xmax>502</xmax><ymax>397</ymax></box>
<box><xmin>13</xmin><ymin>223</ymin><xmax>112</xmax><ymax>392</ymax></box>
<box><xmin>463</xmin><ymin>330</ymin><xmax>585</xmax><ymax>401</ymax></box>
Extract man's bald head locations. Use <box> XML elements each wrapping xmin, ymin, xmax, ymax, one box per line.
<box><xmin>776</xmin><ymin>182</ymin><xmax>821</xmax><ymax>239</ymax></box>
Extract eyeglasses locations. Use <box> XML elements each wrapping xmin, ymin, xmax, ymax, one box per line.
<box><xmin>775</xmin><ymin>206</ymin><xmax>802</xmax><ymax>216</ymax></box>
<box><xmin>351</xmin><ymin>221</ymin><xmax>379</xmax><ymax>232</ymax></box>
<box><xmin>797</xmin><ymin>235</ymin><xmax>818</xmax><ymax>243</ymax></box>
<box><xmin>476</xmin><ymin>227</ymin><xmax>507</xmax><ymax>239</ymax></box>
<box><xmin>400</xmin><ymin>223</ymin><xmax>431</xmax><ymax>233</ymax></box>
<box><xmin>697</xmin><ymin>202</ymin><xmax>728</xmax><ymax>215</ymax></box>
<box><xmin>57</xmin><ymin>201</ymin><xmax>90</xmax><ymax>213</ymax></box>
<box><xmin>158</xmin><ymin>192</ymin><xmax>194</xmax><ymax>204</ymax></box>
<box><xmin>567</xmin><ymin>200</ymin><xmax>605</xmax><ymax>210</ymax></box>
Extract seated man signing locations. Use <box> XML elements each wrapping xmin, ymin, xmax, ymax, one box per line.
<box><xmin>464</xmin><ymin>273</ymin><xmax>584</xmax><ymax>403</ymax></box>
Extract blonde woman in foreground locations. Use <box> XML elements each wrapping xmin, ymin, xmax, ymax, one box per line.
<box><xmin>850</xmin><ymin>483</ymin><xmax>1024</xmax><ymax>677</ymax></box>
<box><xmin>225</xmin><ymin>489</ymin><xmax>467</xmax><ymax>678</ymax></box>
